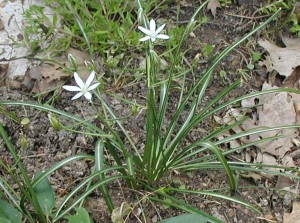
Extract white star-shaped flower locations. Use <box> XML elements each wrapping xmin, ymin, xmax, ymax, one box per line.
<box><xmin>63</xmin><ymin>71</ymin><xmax>100</xmax><ymax>101</ymax></box>
<box><xmin>138</xmin><ymin>19</ymin><xmax>170</xmax><ymax>42</ymax></box>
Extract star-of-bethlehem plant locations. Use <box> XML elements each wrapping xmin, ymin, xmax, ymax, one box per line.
<box><xmin>0</xmin><ymin>2</ymin><xmax>298</xmax><ymax>222</ymax></box>
<box><xmin>138</xmin><ymin>18</ymin><xmax>170</xmax><ymax>42</ymax></box>
<box><xmin>63</xmin><ymin>71</ymin><xmax>100</xmax><ymax>101</ymax></box>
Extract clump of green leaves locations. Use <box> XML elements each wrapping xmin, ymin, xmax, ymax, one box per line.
<box><xmin>259</xmin><ymin>1</ymin><xmax>300</xmax><ymax>37</ymax></box>
<box><xmin>260</xmin><ymin>0</ymin><xmax>295</xmax><ymax>14</ymax></box>
<box><xmin>41</xmin><ymin>0</ymin><xmax>148</xmax><ymax>56</ymax></box>
<box><xmin>23</xmin><ymin>5</ymin><xmax>71</xmax><ymax>56</ymax></box>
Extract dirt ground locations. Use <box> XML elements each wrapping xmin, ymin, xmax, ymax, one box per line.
<box><xmin>1</xmin><ymin>0</ymin><xmax>300</xmax><ymax>222</ymax></box>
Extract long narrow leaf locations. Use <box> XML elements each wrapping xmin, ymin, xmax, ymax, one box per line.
<box><xmin>0</xmin><ymin>101</ymin><xmax>107</xmax><ymax>136</ymax></box>
<box><xmin>197</xmin><ymin>141</ymin><xmax>236</xmax><ymax>193</ymax></box>
<box><xmin>167</xmin><ymin>187</ymin><xmax>261</xmax><ymax>214</ymax></box>
<box><xmin>150</xmin><ymin>190</ymin><xmax>224</xmax><ymax>223</ymax></box>
<box><xmin>54</xmin><ymin>174</ymin><xmax>133</xmax><ymax>221</ymax></box>
<box><xmin>31</xmin><ymin>154</ymin><xmax>93</xmax><ymax>187</ymax></box>
<box><xmin>0</xmin><ymin>122</ymin><xmax>45</xmax><ymax>222</ymax></box>
<box><xmin>162</xmin><ymin>10</ymin><xmax>281</xmax><ymax>165</ymax></box>
<box><xmin>95</xmin><ymin>140</ymin><xmax>114</xmax><ymax>212</ymax></box>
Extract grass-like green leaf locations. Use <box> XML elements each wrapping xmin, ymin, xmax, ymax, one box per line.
<box><xmin>54</xmin><ymin>167</ymin><xmax>130</xmax><ymax>221</ymax></box>
<box><xmin>33</xmin><ymin>171</ymin><xmax>55</xmax><ymax>216</ymax></box>
<box><xmin>0</xmin><ymin>123</ymin><xmax>45</xmax><ymax>222</ymax></box>
<box><xmin>95</xmin><ymin>140</ymin><xmax>114</xmax><ymax>212</ymax></box>
<box><xmin>168</xmin><ymin>187</ymin><xmax>261</xmax><ymax>214</ymax></box>
<box><xmin>150</xmin><ymin>190</ymin><xmax>223</xmax><ymax>223</ymax></box>
<box><xmin>160</xmin><ymin>213</ymin><xmax>210</xmax><ymax>223</ymax></box>
<box><xmin>0</xmin><ymin>101</ymin><xmax>108</xmax><ymax>137</ymax></box>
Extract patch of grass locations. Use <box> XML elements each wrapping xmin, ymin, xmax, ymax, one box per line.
<box><xmin>23</xmin><ymin>4</ymin><xmax>71</xmax><ymax>56</ymax></box>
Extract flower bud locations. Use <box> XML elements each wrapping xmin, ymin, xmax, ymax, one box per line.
<box><xmin>20</xmin><ymin>134</ymin><xmax>28</xmax><ymax>150</ymax></box>
<box><xmin>68</xmin><ymin>53</ymin><xmax>78</xmax><ymax>71</ymax></box>
<box><xmin>48</xmin><ymin>113</ymin><xmax>63</xmax><ymax>130</ymax></box>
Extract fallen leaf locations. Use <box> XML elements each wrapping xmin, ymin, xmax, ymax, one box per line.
<box><xmin>260</xmin><ymin>153</ymin><xmax>277</xmax><ymax>171</ymax></box>
<box><xmin>0</xmin><ymin>18</ymin><xmax>4</xmax><ymax>30</ymax></box>
<box><xmin>281</xmin><ymin>155</ymin><xmax>296</xmax><ymax>168</ymax></box>
<box><xmin>283</xmin><ymin>66</ymin><xmax>300</xmax><ymax>89</ymax></box>
<box><xmin>241</xmin><ymin>82</ymin><xmax>299</xmax><ymax>157</ymax></box>
<box><xmin>23</xmin><ymin>63</ymin><xmax>68</xmax><ymax>93</ymax></box>
<box><xmin>290</xmin><ymin>92</ymin><xmax>300</xmax><ymax>124</ymax></box>
<box><xmin>0</xmin><ymin>63</ymin><xmax>9</xmax><ymax>87</ymax></box>
<box><xmin>259</xmin><ymin>214</ymin><xmax>277</xmax><ymax>222</ymax></box>
<box><xmin>111</xmin><ymin>202</ymin><xmax>132</xmax><ymax>223</ymax></box>
<box><xmin>276</xmin><ymin>175</ymin><xmax>295</xmax><ymax>189</ymax></box>
<box><xmin>0</xmin><ymin>3</ymin><xmax>6</xmax><ymax>8</ymax></box>
<box><xmin>289</xmin><ymin>147</ymin><xmax>300</xmax><ymax>158</ymax></box>
<box><xmin>258</xmin><ymin>37</ymin><xmax>300</xmax><ymax>78</ymax></box>
<box><xmin>67</xmin><ymin>48</ymin><xmax>104</xmax><ymax>78</ymax></box>
<box><xmin>240</xmin><ymin>172</ymin><xmax>262</xmax><ymax>182</ymax></box>
<box><xmin>284</xmin><ymin>202</ymin><xmax>300</xmax><ymax>223</ymax></box>
<box><xmin>207</xmin><ymin>0</ymin><xmax>221</xmax><ymax>17</ymax></box>
<box><xmin>179</xmin><ymin>0</ymin><xmax>192</xmax><ymax>7</ymax></box>
<box><xmin>245</xmin><ymin>149</ymin><xmax>256</xmax><ymax>162</ymax></box>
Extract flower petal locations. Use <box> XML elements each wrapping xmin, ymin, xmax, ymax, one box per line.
<box><xmin>155</xmin><ymin>23</ymin><xmax>166</xmax><ymax>34</ymax></box>
<box><xmin>88</xmin><ymin>82</ymin><xmax>100</xmax><ymax>91</ymax></box>
<box><xmin>74</xmin><ymin>72</ymin><xmax>85</xmax><ymax>89</ymax></box>
<box><xmin>139</xmin><ymin>36</ymin><xmax>151</xmax><ymax>42</ymax></box>
<box><xmin>138</xmin><ymin>26</ymin><xmax>152</xmax><ymax>36</ymax></box>
<box><xmin>71</xmin><ymin>92</ymin><xmax>84</xmax><ymax>100</ymax></box>
<box><xmin>62</xmin><ymin>85</ymin><xmax>81</xmax><ymax>91</ymax></box>
<box><xmin>156</xmin><ymin>34</ymin><xmax>170</xmax><ymax>40</ymax></box>
<box><xmin>84</xmin><ymin>92</ymin><xmax>92</xmax><ymax>100</ymax></box>
<box><xmin>149</xmin><ymin>19</ymin><xmax>156</xmax><ymax>33</ymax></box>
<box><xmin>86</xmin><ymin>70</ymin><xmax>96</xmax><ymax>88</ymax></box>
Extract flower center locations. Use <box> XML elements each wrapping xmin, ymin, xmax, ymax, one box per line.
<box><xmin>82</xmin><ymin>86</ymin><xmax>88</xmax><ymax>93</ymax></box>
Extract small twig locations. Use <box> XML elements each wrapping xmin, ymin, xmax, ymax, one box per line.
<box><xmin>224</xmin><ymin>12</ymin><xmax>270</xmax><ymax>20</ymax></box>
<box><xmin>21</xmin><ymin>154</ymin><xmax>47</xmax><ymax>159</ymax></box>
<box><xmin>0</xmin><ymin>55</ymin><xmax>34</xmax><ymax>62</ymax></box>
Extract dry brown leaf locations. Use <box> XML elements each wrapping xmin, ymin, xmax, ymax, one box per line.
<box><xmin>20</xmin><ymin>48</ymin><xmax>96</xmax><ymax>93</ymax></box>
<box><xmin>284</xmin><ymin>202</ymin><xmax>300</xmax><ymax>223</ymax></box>
<box><xmin>0</xmin><ymin>18</ymin><xmax>4</xmax><ymax>30</ymax></box>
<box><xmin>240</xmin><ymin>172</ymin><xmax>262</xmax><ymax>182</ymax></box>
<box><xmin>259</xmin><ymin>214</ymin><xmax>277</xmax><ymax>222</ymax></box>
<box><xmin>281</xmin><ymin>155</ymin><xmax>296</xmax><ymax>168</ymax></box>
<box><xmin>111</xmin><ymin>202</ymin><xmax>132</xmax><ymax>223</ymax></box>
<box><xmin>23</xmin><ymin>63</ymin><xmax>68</xmax><ymax>93</ymax></box>
<box><xmin>66</xmin><ymin>48</ymin><xmax>104</xmax><ymax>79</ymax></box>
<box><xmin>207</xmin><ymin>0</ymin><xmax>221</xmax><ymax>17</ymax></box>
<box><xmin>179</xmin><ymin>0</ymin><xmax>192</xmax><ymax>7</ymax></box>
<box><xmin>33</xmin><ymin>64</ymin><xmax>68</xmax><ymax>93</ymax></box>
<box><xmin>276</xmin><ymin>175</ymin><xmax>295</xmax><ymax>189</ymax></box>
<box><xmin>0</xmin><ymin>63</ymin><xmax>9</xmax><ymax>87</ymax></box>
<box><xmin>241</xmin><ymin>83</ymin><xmax>298</xmax><ymax>157</ymax></box>
<box><xmin>283</xmin><ymin>66</ymin><xmax>300</xmax><ymax>89</ymax></box>
<box><xmin>260</xmin><ymin>153</ymin><xmax>277</xmax><ymax>171</ymax></box>
<box><xmin>0</xmin><ymin>2</ymin><xmax>7</xmax><ymax>8</ymax></box>
<box><xmin>258</xmin><ymin>37</ymin><xmax>300</xmax><ymax>78</ymax></box>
